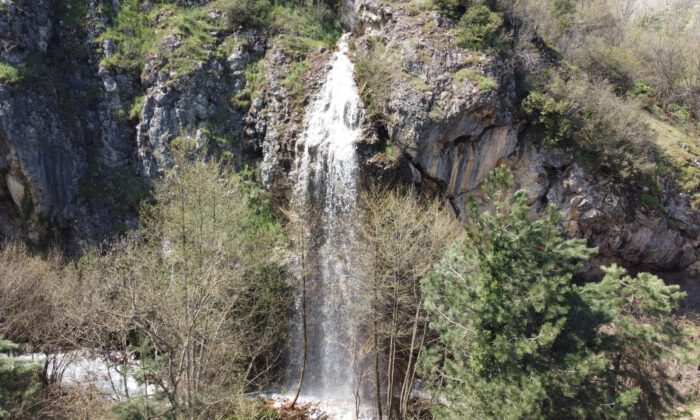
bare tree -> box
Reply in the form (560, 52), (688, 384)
(357, 187), (461, 419)
(66, 154), (292, 418)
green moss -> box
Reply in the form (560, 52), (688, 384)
(453, 67), (498, 92)
(378, 142), (401, 162)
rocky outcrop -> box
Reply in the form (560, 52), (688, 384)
(350, 1), (519, 194)
(136, 30), (266, 177)
(0, 1), (262, 246)
(512, 143), (700, 272)
(0, 0), (83, 242)
(347, 0), (699, 274)
(255, 45), (334, 199)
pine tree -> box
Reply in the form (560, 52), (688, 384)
(419, 168), (687, 419)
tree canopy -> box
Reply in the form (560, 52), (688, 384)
(420, 168), (687, 419)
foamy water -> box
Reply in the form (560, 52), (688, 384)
(289, 33), (370, 417)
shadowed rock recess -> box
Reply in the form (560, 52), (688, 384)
(0, 0), (698, 270)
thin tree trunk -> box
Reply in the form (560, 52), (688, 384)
(373, 267), (383, 419)
(399, 295), (423, 418)
(385, 295), (399, 418)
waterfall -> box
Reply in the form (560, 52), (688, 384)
(289, 33), (367, 416)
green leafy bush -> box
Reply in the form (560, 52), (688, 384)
(522, 90), (572, 146)
(432, 0), (469, 18)
(224, 0), (272, 30)
(455, 4), (503, 50)
(355, 37), (397, 120)
(523, 76), (656, 183)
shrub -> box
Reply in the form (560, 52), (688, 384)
(0, 337), (45, 419)
(524, 76), (656, 183)
(224, 0), (271, 31)
(0, 242), (67, 347)
(98, 0), (153, 72)
(355, 37), (397, 120)
(72, 155), (291, 417)
(0, 61), (21, 83)
(453, 67), (499, 92)
(433, 0), (469, 18)
(455, 4), (503, 50)
(522, 90), (572, 146)
(269, 2), (342, 54)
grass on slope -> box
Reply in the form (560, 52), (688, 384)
(645, 113), (700, 196)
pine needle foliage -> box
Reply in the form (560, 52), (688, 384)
(419, 167), (687, 419)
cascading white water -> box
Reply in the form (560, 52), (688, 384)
(289, 33), (368, 417)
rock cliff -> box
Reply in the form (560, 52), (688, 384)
(344, 0), (699, 274)
(0, 0), (697, 276)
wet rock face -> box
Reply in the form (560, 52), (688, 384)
(0, 84), (84, 241)
(349, 1), (698, 273)
(0, 0), (85, 243)
(255, 44), (334, 201)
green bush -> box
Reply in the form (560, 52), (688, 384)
(0, 337), (45, 418)
(224, 0), (272, 31)
(0, 61), (21, 83)
(523, 76), (656, 184)
(455, 4), (503, 50)
(355, 37), (397, 120)
(522, 91), (572, 146)
(433, 0), (469, 18)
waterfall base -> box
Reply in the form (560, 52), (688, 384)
(260, 392), (376, 420)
